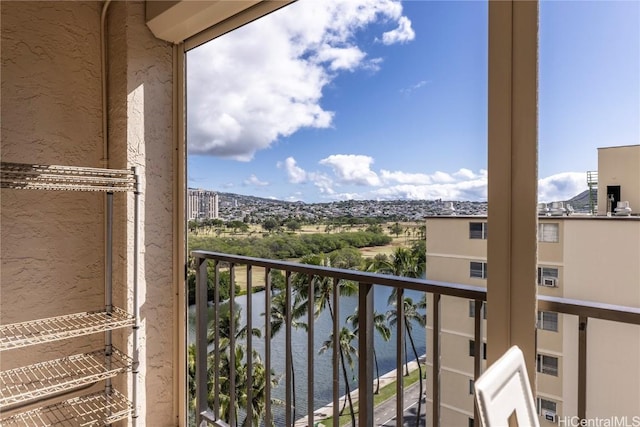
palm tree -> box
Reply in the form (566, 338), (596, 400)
(346, 308), (391, 394)
(187, 344), (197, 413)
(208, 300), (261, 345)
(377, 247), (424, 281)
(189, 300), (280, 427)
(374, 247), (425, 309)
(187, 343), (279, 427)
(319, 326), (358, 427)
(215, 343), (280, 427)
(293, 254), (358, 320)
(265, 291), (307, 422)
(387, 296), (427, 427)
(293, 255), (358, 426)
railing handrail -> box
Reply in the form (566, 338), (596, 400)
(538, 295), (640, 325)
(191, 250), (487, 300)
(192, 250), (640, 326)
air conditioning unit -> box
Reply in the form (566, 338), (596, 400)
(549, 201), (566, 216)
(537, 203), (549, 216)
(615, 201), (632, 216)
(542, 409), (558, 423)
(542, 277), (557, 287)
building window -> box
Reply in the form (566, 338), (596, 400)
(468, 418), (475, 427)
(538, 223), (559, 242)
(537, 266), (559, 287)
(470, 261), (488, 279)
(469, 379), (474, 395)
(537, 398), (558, 421)
(538, 311), (558, 332)
(469, 340), (487, 360)
(469, 222), (488, 239)
(468, 301), (487, 319)
(537, 354), (558, 376)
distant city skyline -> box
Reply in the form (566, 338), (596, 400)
(187, 0), (639, 203)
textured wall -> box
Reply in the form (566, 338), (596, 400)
(1, 1), (176, 425)
(107, 2), (176, 425)
(1, 1), (105, 368)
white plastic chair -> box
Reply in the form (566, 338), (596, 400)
(474, 345), (540, 427)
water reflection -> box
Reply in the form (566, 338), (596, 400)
(188, 284), (427, 422)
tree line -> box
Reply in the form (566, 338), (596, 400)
(188, 228), (392, 260)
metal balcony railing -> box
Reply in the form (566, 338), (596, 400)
(191, 251), (640, 427)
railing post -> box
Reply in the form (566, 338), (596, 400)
(264, 268), (273, 427)
(358, 283), (374, 427)
(432, 293), (441, 427)
(246, 265), (254, 427)
(396, 288), (405, 427)
(332, 277), (340, 425)
(213, 262), (221, 417)
(578, 316), (588, 421)
(285, 271), (292, 427)
(307, 273), (315, 427)
(195, 256), (209, 425)
(229, 264), (236, 427)
(473, 299), (484, 426)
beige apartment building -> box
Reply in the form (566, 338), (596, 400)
(424, 145), (640, 426)
(187, 188), (219, 220)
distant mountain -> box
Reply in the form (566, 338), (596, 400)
(217, 192), (296, 207)
(565, 189), (596, 212)
(214, 191), (487, 221)
(216, 189), (596, 218)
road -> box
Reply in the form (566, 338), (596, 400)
(375, 380), (427, 427)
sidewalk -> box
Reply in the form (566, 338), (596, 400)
(295, 355), (426, 427)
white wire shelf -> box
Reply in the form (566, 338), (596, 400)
(0, 348), (131, 407)
(0, 389), (132, 426)
(0, 307), (134, 351)
(0, 162), (136, 192)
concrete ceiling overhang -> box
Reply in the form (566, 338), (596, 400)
(146, 0), (294, 49)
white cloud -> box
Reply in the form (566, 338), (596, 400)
(278, 157), (307, 184)
(309, 172), (336, 194)
(380, 168), (474, 185)
(243, 174), (269, 187)
(314, 45), (367, 71)
(400, 80), (428, 95)
(453, 168), (479, 180)
(381, 16), (415, 45)
(323, 192), (366, 201)
(259, 159), (585, 202)
(319, 154), (381, 186)
(372, 176), (488, 201)
(187, 0), (414, 160)
(538, 172), (586, 203)
(369, 170), (584, 203)
(430, 171), (456, 184)
(380, 170), (432, 185)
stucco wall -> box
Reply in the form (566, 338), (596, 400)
(1, 1), (176, 425)
(1, 0), (105, 369)
(107, 2), (176, 425)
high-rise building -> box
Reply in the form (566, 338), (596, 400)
(187, 188), (219, 220)
(424, 145), (640, 426)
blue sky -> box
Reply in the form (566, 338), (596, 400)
(187, 0), (639, 203)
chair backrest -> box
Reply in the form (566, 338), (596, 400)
(474, 345), (540, 427)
